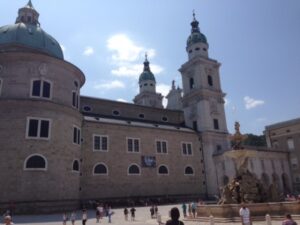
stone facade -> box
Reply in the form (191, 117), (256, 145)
(265, 118), (300, 192)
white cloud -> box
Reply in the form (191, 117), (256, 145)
(111, 64), (163, 78)
(157, 83), (171, 108)
(94, 80), (125, 90)
(83, 46), (94, 56)
(107, 34), (163, 78)
(107, 34), (142, 62)
(224, 98), (229, 106)
(117, 98), (128, 103)
(244, 96), (265, 110)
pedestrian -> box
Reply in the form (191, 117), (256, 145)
(3, 215), (13, 225)
(96, 203), (101, 223)
(63, 212), (68, 225)
(165, 207), (184, 225)
(239, 203), (251, 225)
(191, 202), (197, 218)
(130, 207), (136, 221)
(82, 209), (88, 225)
(182, 203), (187, 218)
(150, 205), (155, 218)
(124, 207), (129, 221)
(70, 211), (76, 225)
(188, 203), (192, 217)
(107, 206), (114, 223)
(154, 205), (158, 218)
(282, 214), (298, 225)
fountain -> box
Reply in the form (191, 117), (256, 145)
(195, 122), (300, 222)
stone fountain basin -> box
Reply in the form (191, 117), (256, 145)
(197, 201), (300, 219)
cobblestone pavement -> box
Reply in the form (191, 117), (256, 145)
(11, 204), (300, 225)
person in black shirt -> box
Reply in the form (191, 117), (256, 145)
(166, 207), (184, 225)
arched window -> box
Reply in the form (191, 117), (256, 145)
(73, 160), (79, 172)
(24, 154), (47, 170)
(158, 165), (169, 175)
(93, 163), (108, 175)
(189, 78), (195, 89)
(128, 164), (140, 175)
(184, 166), (194, 175)
(208, 75), (213, 86)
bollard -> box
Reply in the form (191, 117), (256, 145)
(266, 214), (272, 225)
(209, 215), (215, 225)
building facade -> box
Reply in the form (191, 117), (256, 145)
(0, 1), (296, 213)
(265, 118), (300, 192)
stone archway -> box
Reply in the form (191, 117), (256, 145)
(282, 173), (291, 194)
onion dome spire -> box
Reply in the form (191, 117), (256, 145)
(139, 53), (156, 83)
(191, 10), (200, 33)
(15, 0), (40, 26)
(186, 10), (208, 47)
(143, 53), (151, 72)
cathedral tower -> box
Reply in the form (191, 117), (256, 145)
(133, 55), (163, 108)
(179, 12), (230, 196)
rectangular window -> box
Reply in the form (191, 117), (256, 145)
(73, 126), (81, 145)
(31, 80), (51, 99)
(193, 121), (198, 131)
(93, 135), (108, 151)
(287, 138), (295, 150)
(182, 142), (193, 155)
(26, 117), (51, 139)
(72, 91), (79, 109)
(0, 79), (3, 96)
(127, 138), (140, 153)
(213, 119), (219, 130)
(156, 140), (168, 154)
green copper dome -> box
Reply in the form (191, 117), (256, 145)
(138, 55), (156, 83)
(186, 12), (208, 48)
(0, 1), (63, 59)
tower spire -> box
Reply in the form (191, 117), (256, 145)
(191, 10), (200, 33)
(16, 0), (40, 26)
(143, 52), (151, 72)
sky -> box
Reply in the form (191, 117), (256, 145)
(1, 0), (300, 135)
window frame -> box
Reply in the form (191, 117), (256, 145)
(181, 142), (193, 156)
(287, 138), (295, 150)
(127, 163), (141, 176)
(23, 154), (48, 171)
(26, 117), (52, 140)
(155, 139), (168, 154)
(126, 137), (140, 153)
(184, 165), (195, 176)
(73, 125), (81, 145)
(30, 78), (53, 100)
(213, 119), (219, 130)
(71, 90), (80, 109)
(157, 164), (169, 176)
(72, 159), (80, 173)
(93, 134), (109, 152)
(93, 162), (108, 176)
(0, 78), (3, 96)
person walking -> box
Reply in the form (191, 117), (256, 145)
(165, 207), (184, 225)
(82, 209), (88, 225)
(191, 202), (197, 218)
(154, 205), (158, 218)
(150, 205), (155, 219)
(182, 203), (187, 218)
(130, 207), (136, 221)
(96, 204), (101, 223)
(70, 211), (76, 225)
(63, 212), (68, 225)
(107, 206), (114, 223)
(124, 207), (129, 221)
(239, 203), (251, 225)
(188, 203), (192, 217)
(282, 214), (298, 225)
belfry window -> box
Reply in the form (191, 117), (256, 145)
(189, 78), (195, 89)
(213, 119), (219, 130)
(31, 80), (51, 99)
(208, 75), (213, 86)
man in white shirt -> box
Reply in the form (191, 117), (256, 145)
(3, 216), (14, 225)
(239, 203), (251, 225)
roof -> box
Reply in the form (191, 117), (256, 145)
(265, 117), (300, 130)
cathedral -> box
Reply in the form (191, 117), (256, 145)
(0, 1), (295, 213)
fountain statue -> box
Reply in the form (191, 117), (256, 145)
(218, 122), (280, 204)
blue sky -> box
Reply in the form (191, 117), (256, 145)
(2, 0), (300, 135)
